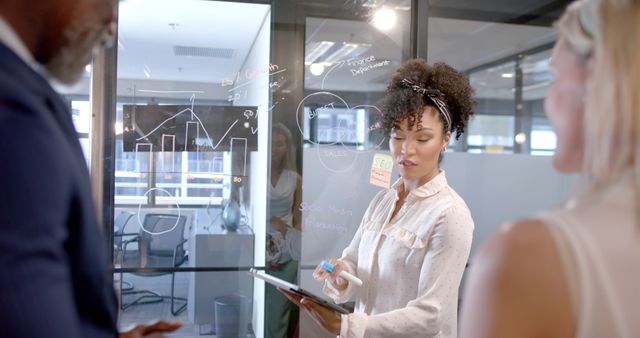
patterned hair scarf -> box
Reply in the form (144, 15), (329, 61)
(401, 78), (452, 131)
(579, 0), (599, 38)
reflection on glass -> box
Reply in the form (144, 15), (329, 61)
(427, 17), (555, 72)
(428, 12), (558, 155)
(304, 14), (408, 92)
(303, 107), (367, 146)
(299, 1), (412, 336)
(113, 0), (271, 335)
(266, 123), (302, 338)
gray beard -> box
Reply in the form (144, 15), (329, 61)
(44, 21), (112, 85)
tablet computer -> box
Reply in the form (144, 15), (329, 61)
(249, 268), (350, 314)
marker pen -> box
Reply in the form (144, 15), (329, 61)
(321, 260), (363, 286)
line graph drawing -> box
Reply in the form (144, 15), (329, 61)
(134, 107), (219, 147)
(124, 105), (257, 153)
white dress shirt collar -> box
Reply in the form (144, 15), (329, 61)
(0, 15), (35, 66)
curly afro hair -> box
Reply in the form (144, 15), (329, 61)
(378, 59), (475, 140)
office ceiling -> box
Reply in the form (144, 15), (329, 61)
(117, 0), (270, 84)
(62, 0), (565, 101)
(303, 15), (556, 97)
(428, 0), (571, 25)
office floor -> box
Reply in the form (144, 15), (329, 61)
(115, 273), (254, 337)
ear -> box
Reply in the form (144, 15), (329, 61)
(443, 130), (451, 148)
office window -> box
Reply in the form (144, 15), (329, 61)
(70, 100), (92, 165)
(428, 3), (560, 155)
(303, 106), (368, 146)
(523, 48), (555, 155)
(467, 61), (517, 153)
(531, 116), (557, 155)
(467, 115), (516, 153)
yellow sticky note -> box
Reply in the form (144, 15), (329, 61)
(370, 153), (393, 188)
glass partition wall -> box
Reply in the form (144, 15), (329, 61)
(112, 1), (271, 336)
(76, 1), (571, 337)
(427, 0), (564, 154)
(293, 2), (413, 337)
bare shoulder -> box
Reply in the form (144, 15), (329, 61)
(478, 219), (556, 266)
(460, 219), (574, 338)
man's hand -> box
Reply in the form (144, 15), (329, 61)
(119, 320), (182, 338)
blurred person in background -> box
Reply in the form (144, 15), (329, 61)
(461, 0), (640, 337)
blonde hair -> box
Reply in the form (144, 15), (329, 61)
(557, 0), (640, 197)
(583, 0), (640, 193)
(272, 122), (295, 171)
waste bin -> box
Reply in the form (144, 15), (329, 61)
(214, 295), (250, 337)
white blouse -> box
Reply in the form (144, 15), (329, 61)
(323, 170), (474, 338)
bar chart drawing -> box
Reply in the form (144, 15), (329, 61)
(123, 104), (258, 174)
(230, 137), (248, 176)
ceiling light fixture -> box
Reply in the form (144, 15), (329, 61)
(305, 41), (335, 65)
(501, 73), (514, 78)
(309, 63), (325, 76)
(372, 7), (397, 31)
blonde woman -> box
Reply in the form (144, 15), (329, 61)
(266, 122), (302, 338)
(460, 0), (640, 337)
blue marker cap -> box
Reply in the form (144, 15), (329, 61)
(319, 260), (363, 286)
(320, 260), (335, 273)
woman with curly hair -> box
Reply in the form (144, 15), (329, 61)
(281, 59), (475, 338)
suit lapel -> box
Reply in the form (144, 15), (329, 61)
(0, 43), (90, 169)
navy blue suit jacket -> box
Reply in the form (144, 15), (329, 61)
(0, 43), (117, 337)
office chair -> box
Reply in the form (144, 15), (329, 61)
(113, 211), (135, 291)
(121, 213), (188, 315)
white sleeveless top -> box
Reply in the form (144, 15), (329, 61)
(540, 171), (640, 338)
(267, 169), (301, 264)
(269, 169), (297, 227)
